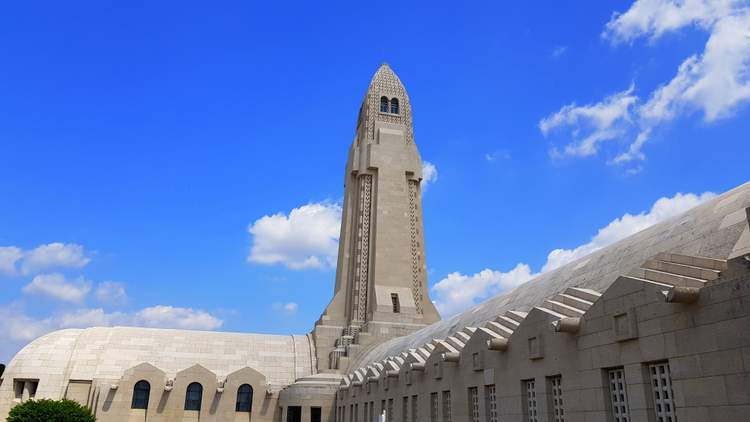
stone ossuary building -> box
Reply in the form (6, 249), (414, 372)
(1, 65), (750, 422)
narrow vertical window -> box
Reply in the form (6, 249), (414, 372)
(236, 383), (253, 412)
(485, 384), (498, 422)
(648, 362), (676, 422)
(391, 293), (401, 313)
(131, 380), (150, 409)
(380, 96), (389, 113)
(412, 395), (418, 422)
(184, 382), (203, 411)
(468, 387), (480, 422)
(548, 376), (564, 422)
(608, 368), (630, 422)
(388, 398), (394, 421)
(430, 392), (439, 422)
(403, 396), (409, 422)
(523, 379), (538, 422)
(442, 390), (452, 422)
(390, 97), (400, 114)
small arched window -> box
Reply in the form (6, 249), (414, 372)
(235, 384), (253, 412)
(184, 382), (203, 411)
(131, 380), (150, 409)
(380, 96), (389, 113)
(390, 98), (399, 114)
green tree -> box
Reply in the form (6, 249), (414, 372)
(7, 399), (95, 422)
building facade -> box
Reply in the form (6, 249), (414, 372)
(1, 65), (750, 422)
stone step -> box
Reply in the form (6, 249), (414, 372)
(494, 315), (520, 331)
(416, 347), (430, 360)
(485, 321), (514, 337)
(535, 306), (566, 319)
(454, 331), (471, 343)
(445, 336), (465, 350)
(565, 287), (601, 303)
(622, 275), (676, 289)
(655, 252), (728, 271)
(556, 293), (594, 310)
(636, 268), (708, 288)
(461, 327), (477, 336)
(505, 310), (528, 323)
(644, 259), (721, 280)
(543, 299), (586, 317)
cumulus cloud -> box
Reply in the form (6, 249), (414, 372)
(541, 0), (750, 165)
(272, 302), (299, 315)
(94, 281), (128, 306)
(22, 273), (92, 303)
(432, 264), (535, 316)
(421, 161), (438, 192)
(248, 202), (342, 270)
(541, 86), (638, 158)
(432, 190), (715, 316)
(0, 243), (91, 276)
(0, 246), (23, 275)
(0, 303), (224, 361)
(21, 242), (91, 274)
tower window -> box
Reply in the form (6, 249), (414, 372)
(380, 96), (389, 113)
(184, 382), (203, 411)
(131, 380), (150, 409)
(236, 383), (253, 412)
(390, 98), (400, 114)
(391, 293), (400, 313)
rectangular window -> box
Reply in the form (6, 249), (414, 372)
(403, 396), (409, 422)
(547, 375), (564, 422)
(468, 387), (480, 422)
(388, 398), (394, 422)
(442, 391), (452, 422)
(349, 404), (353, 422)
(391, 293), (401, 313)
(354, 403), (359, 422)
(608, 368), (630, 422)
(523, 379), (538, 422)
(311, 407), (322, 422)
(363, 402), (368, 422)
(430, 392), (439, 422)
(648, 362), (676, 422)
(485, 384), (498, 422)
(411, 395), (418, 422)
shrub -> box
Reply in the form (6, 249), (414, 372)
(7, 399), (95, 422)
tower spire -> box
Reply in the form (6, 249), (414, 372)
(312, 65), (440, 373)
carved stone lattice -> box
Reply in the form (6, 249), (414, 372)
(365, 67), (414, 145)
(353, 174), (373, 322)
(408, 179), (423, 314)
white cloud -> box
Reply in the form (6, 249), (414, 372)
(543, 0), (750, 165)
(540, 86), (638, 158)
(94, 281), (128, 306)
(0, 246), (23, 275)
(272, 302), (299, 315)
(22, 273), (92, 303)
(0, 304), (224, 361)
(248, 202), (342, 270)
(421, 161), (438, 191)
(432, 264), (535, 316)
(20, 242), (91, 275)
(484, 151), (511, 162)
(551, 45), (569, 58)
(432, 190), (715, 316)
(131, 306), (223, 330)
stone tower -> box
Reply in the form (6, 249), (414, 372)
(312, 64), (440, 373)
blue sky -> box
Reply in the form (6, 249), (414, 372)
(1, 1), (749, 362)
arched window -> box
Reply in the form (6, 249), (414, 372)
(235, 384), (253, 412)
(131, 380), (150, 409)
(380, 96), (389, 113)
(184, 382), (203, 411)
(390, 98), (399, 114)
